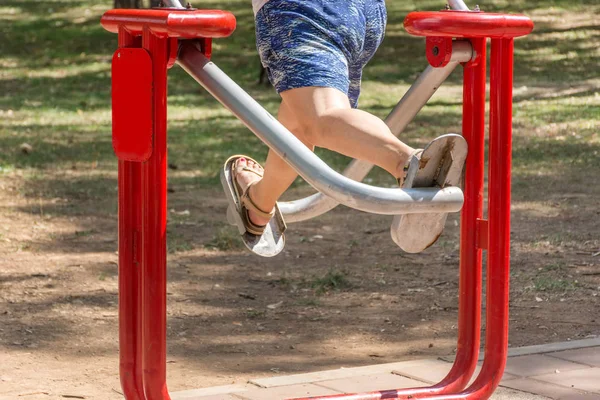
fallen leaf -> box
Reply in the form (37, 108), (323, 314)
(267, 301), (283, 309)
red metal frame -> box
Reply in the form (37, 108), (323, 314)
(101, 9), (236, 38)
(102, 8), (532, 400)
(103, 9), (236, 400)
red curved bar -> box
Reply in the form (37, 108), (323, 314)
(404, 11), (533, 39)
(101, 9), (236, 38)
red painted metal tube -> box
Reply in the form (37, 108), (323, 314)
(141, 29), (171, 400)
(117, 28), (146, 400)
(118, 162), (145, 400)
(459, 38), (515, 399)
(433, 36), (486, 393)
(398, 37), (516, 400)
(286, 39), (488, 400)
(101, 9), (236, 38)
(405, 11), (533, 39)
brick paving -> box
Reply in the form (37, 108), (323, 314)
(171, 338), (600, 400)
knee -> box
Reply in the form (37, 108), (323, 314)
(281, 107), (343, 148)
(298, 109), (343, 147)
(295, 117), (319, 147)
(281, 116), (315, 149)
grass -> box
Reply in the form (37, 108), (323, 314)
(245, 309), (266, 319)
(205, 227), (244, 251)
(533, 277), (577, 292)
(311, 270), (351, 295)
(0, 0), (599, 245)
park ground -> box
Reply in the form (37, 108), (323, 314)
(0, 0), (599, 398)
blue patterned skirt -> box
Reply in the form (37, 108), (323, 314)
(255, 0), (387, 108)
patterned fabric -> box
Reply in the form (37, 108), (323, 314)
(255, 0), (387, 108)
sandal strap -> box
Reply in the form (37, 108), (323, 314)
(241, 182), (275, 220)
(402, 149), (423, 172)
(399, 149), (423, 187)
(240, 166), (264, 178)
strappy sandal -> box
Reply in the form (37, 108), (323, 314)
(231, 158), (274, 236)
(220, 155), (287, 257)
(391, 134), (468, 253)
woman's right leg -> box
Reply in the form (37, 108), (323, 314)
(281, 86), (415, 179)
(234, 100), (314, 227)
(236, 85), (417, 228)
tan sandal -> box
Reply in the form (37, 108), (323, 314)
(391, 134), (468, 253)
(220, 155), (287, 257)
(231, 156), (274, 236)
(397, 148), (423, 188)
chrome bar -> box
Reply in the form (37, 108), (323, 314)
(163, 0), (184, 8)
(449, 0), (471, 11)
(279, 41), (473, 222)
(177, 42), (464, 215)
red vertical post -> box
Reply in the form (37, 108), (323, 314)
(437, 37), (486, 392)
(117, 27), (146, 400)
(464, 37), (515, 399)
(141, 27), (171, 400)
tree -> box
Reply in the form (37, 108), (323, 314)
(113, 0), (141, 8)
(113, 0), (163, 9)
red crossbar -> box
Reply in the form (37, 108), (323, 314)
(404, 11), (533, 39)
(101, 9), (236, 38)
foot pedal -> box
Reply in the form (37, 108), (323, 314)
(391, 133), (468, 253)
(221, 158), (286, 257)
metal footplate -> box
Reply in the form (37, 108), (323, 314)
(391, 133), (468, 253)
(220, 160), (286, 257)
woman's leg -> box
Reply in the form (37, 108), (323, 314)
(281, 86), (414, 178)
(235, 85), (415, 227)
(234, 101), (314, 226)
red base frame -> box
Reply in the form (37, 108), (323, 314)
(102, 8), (533, 400)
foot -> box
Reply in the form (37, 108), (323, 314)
(395, 148), (423, 187)
(234, 158), (272, 227)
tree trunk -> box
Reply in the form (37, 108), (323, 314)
(113, 0), (142, 8)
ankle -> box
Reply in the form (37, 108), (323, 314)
(248, 182), (276, 215)
(394, 149), (414, 180)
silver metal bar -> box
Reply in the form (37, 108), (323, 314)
(449, 0), (471, 11)
(279, 41), (473, 222)
(163, 0), (185, 8)
(177, 42), (464, 216)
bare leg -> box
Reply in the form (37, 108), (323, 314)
(234, 101), (314, 226)
(281, 87), (415, 177)
(235, 86), (416, 227)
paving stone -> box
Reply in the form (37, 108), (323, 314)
(235, 383), (340, 400)
(472, 364), (519, 384)
(315, 372), (426, 393)
(533, 368), (600, 394)
(547, 347), (600, 367)
(490, 386), (551, 399)
(169, 341), (600, 400)
(441, 339), (600, 363)
(250, 361), (433, 388)
(558, 392), (600, 400)
(501, 378), (600, 400)
(191, 395), (245, 400)
(392, 358), (517, 385)
(558, 393), (600, 400)
(171, 384), (251, 399)
(391, 358), (457, 384)
(505, 339), (600, 358)
(504, 354), (588, 377)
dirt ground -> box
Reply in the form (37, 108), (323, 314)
(1, 164), (599, 399)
